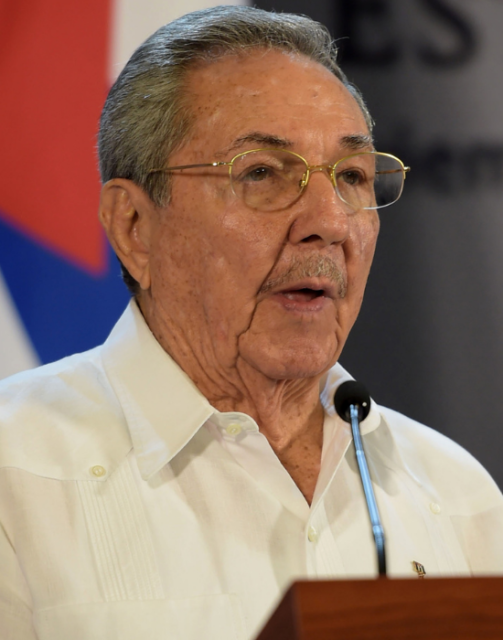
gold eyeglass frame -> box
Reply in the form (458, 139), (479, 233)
(148, 149), (411, 211)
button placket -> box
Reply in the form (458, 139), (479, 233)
(304, 502), (347, 578)
(305, 519), (321, 576)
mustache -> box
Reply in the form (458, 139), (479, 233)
(259, 255), (347, 298)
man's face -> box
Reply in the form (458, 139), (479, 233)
(143, 49), (380, 382)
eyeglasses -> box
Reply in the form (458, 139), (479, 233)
(148, 149), (410, 212)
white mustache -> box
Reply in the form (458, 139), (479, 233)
(259, 255), (347, 298)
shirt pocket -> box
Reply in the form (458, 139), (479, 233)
(34, 594), (246, 640)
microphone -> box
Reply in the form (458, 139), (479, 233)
(334, 380), (387, 577)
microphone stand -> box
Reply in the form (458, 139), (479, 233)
(349, 403), (387, 577)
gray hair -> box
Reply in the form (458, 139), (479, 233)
(98, 5), (372, 293)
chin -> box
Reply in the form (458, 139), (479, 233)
(241, 339), (338, 381)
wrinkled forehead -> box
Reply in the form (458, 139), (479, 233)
(179, 49), (371, 159)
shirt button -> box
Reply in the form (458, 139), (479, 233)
(90, 465), (107, 478)
(225, 423), (242, 436)
(307, 526), (318, 543)
(429, 502), (441, 514)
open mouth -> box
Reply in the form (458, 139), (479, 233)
(280, 288), (325, 302)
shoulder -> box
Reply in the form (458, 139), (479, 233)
(0, 348), (131, 480)
(376, 405), (503, 510)
(0, 346), (108, 407)
(378, 405), (476, 464)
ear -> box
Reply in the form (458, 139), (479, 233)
(99, 179), (155, 291)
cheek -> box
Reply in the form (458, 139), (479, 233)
(212, 209), (286, 282)
(147, 202), (212, 313)
(168, 178), (285, 280)
(151, 196), (289, 337)
(342, 213), (379, 318)
(348, 212), (380, 278)
(207, 215), (293, 344)
(363, 211), (380, 254)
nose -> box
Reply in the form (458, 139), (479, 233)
(288, 170), (351, 247)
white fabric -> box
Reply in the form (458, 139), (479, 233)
(1, 301), (503, 640)
(0, 269), (39, 380)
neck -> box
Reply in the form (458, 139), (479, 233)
(208, 368), (326, 506)
(139, 295), (327, 503)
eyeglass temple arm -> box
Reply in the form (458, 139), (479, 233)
(376, 166), (411, 177)
(148, 161), (229, 174)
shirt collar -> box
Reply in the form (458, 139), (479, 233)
(101, 301), (382, 480)
(101, 302), (214, 480)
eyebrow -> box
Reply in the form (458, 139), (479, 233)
(340, 134), (374, 151)
(220, 131), (374, 157)
(224, 132), (294, 154)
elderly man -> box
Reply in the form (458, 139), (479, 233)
(1, 5), (503, 640)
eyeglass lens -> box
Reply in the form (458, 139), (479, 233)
(229, 150), (404, 212)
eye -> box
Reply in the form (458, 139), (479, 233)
(338, 168), (367, 186)
(242, 165), (275, 182)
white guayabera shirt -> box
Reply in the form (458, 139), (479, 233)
(1, 302), (503, 640)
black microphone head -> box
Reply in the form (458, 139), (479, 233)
(334, 380), (371, 422)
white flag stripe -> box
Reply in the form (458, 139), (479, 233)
(0, 270), (39, 380)
(109, 0), (249, 83)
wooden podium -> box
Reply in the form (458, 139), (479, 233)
(256, 577), (503, 639)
